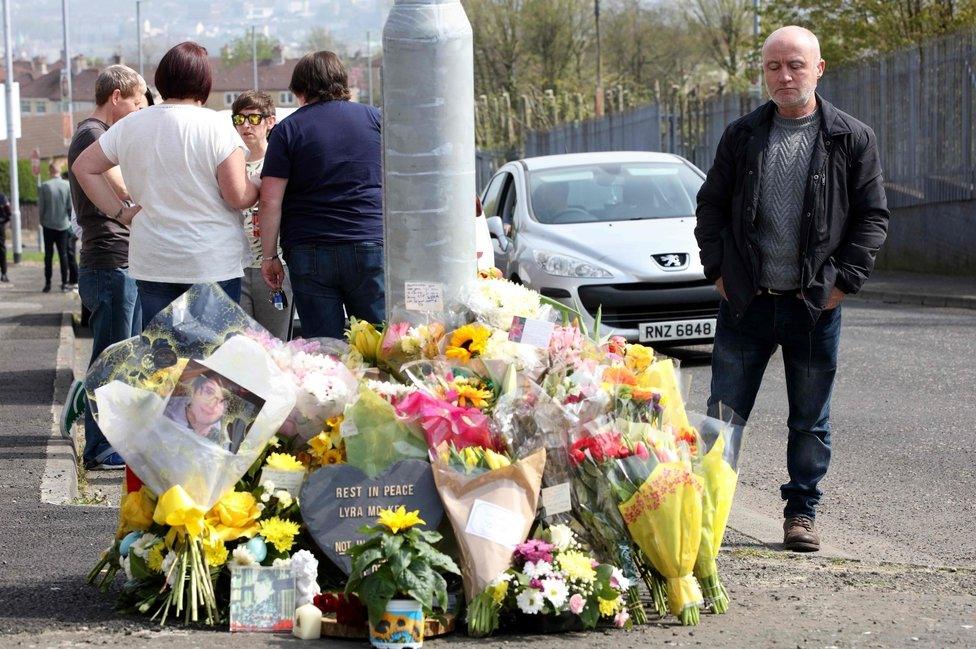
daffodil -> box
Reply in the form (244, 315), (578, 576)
(376, 506), (425, 534)
(257, 517), (301, 553)
(445, 324), (491, 362)
(264, 452), (305, 473)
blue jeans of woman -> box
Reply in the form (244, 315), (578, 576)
(78, 267), (141, 466)
(136, 278), (241, 330)
(707, 294), (842, 520)
(285, 242), (385, 339)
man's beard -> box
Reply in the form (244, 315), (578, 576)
(770, 86), (815, 109)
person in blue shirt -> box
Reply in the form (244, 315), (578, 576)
(257, 50), (384, 338)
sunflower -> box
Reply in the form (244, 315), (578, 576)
(453, 380), (493, 410)
(445, 324), (491, 362)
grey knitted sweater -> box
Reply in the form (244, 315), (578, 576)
(757, 110), (821, 290)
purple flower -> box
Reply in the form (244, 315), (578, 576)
(514, 539), (555, 564)
(529, 578), (543, 590)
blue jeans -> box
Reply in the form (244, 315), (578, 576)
(707, 294), (842, 519)
(136, 278), (241, 330)
(78, 267), (141, 465)
(285, 242), (385, 339)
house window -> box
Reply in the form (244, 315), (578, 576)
(35, 101), (47, 114)
(278, 91), (294, 105)
(19, 100), (30, 114)
(224, 92), (241, 107)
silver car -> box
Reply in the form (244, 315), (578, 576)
(481, 151), (719, 346)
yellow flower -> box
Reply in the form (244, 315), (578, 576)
(557, 550), (597, 583)
(147, 543), (166, 573)
(257, 517), (301, 553)
(203, 538), (229, 568)
(205, 491), (261, 542)
(116, 486), (156, 538)
(490, 580), (509, 604)
(347, 318), (382, 363)
(264, 452), (305, 473)
(598, 596), (623, 617)
(445, 324), (491, 362)
(323, 448), (345, 465)
(461, 446), (482, 469)
(153, 485), (206, 538)
(418, 323), (446, 358)
(624, 344), (654, 374)
(454, 382), (493, 410)
(483, 448), (511, 471)
(376, 506), (425, 534)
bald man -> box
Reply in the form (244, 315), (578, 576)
(695, 26), (889, 552)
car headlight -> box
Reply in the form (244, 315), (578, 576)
(533, 250), (613, 278)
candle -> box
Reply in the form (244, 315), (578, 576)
(292, 603), (322, 640)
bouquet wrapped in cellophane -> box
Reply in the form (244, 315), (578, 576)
(690, 406), (745, 614)
(85, 284), (297, 624)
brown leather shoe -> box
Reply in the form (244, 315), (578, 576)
(783, 515), (820, 552)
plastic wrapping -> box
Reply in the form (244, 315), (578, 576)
(86, 283), (296, 510)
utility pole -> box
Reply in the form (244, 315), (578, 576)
(366, 30), (373, 106)
(251, 26), (258, 90)
(594, 0), (603, 117)
(61, 0), (73, 144)
(136, 0), (143, 78)
(3, 0), (21, 262)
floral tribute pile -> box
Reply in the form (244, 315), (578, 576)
(85, 276), (744, 636)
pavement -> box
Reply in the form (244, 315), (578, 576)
(1, 260), (974, 648)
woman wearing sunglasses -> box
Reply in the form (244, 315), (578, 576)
(72, 41), (257, 328)
(231, 91), (294, 341)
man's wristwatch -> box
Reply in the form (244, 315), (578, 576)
(262, 254), (279, 262)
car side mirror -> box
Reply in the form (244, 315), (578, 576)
(486, 216), (509, 250)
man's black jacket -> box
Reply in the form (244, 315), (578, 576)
(694, 94), (889, 324)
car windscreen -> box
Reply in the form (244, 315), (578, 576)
(527, 162), (703, 224)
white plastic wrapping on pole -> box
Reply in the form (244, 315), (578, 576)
(382, 0), (476, 319)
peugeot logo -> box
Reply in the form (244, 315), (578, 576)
(652, 253), (689, 270)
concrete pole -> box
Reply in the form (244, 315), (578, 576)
(382, 0), (475, 319)
(3, 0), (21, 262)
(136, 0), (143, 78)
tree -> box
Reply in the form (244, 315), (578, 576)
(301, 27), (344, 56)
(220, 32), (282, 66)
(685, 0), (757, 89)
(464, 0), (526, 98)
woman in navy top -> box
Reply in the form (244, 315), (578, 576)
(258, 50), (384, 338)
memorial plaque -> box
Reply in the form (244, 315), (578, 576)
(300, 459), (443, 574)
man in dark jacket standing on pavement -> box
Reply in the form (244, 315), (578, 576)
(695, 26), (889, 552)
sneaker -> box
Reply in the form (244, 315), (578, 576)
(86, 452), (126, 471)
(1, 274), (8, 282)
(783, 515), (820, 552)
(61, 283), (72, 292)
(42, 284), (51, 293)
(60, 379), (86, 439)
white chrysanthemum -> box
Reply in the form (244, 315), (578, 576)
(548, 524), (574, 552)
(483, 329), (546, 371)
(465, 278), (550, 331)
(610, 567), (630, 591)
(516, 589), (544, 615)
(365, 379), (416, 401)
(130, 533), (161, 559)
(522, 560), (553, 579)
(160, 552), (177, 585)
(275, 490), (293, 508)
(541, 578), (568, 608)
(231, 546), (256, 567)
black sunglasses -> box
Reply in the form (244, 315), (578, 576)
(232, 113), (267, 126)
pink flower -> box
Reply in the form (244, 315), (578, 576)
(514, 539), (555, 564)
(568, 593), (585, 615)
(381, 322), (411, 354)
(529, 578), (543, 590)
(394, 391), (496, 451)
(613, 610), (630, 628)
(634, 441), (650, 461)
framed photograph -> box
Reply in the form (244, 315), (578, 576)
(229, 565), (296, 633)
(162, 359), (265, 454)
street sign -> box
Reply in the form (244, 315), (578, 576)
(0, 82), (22, 141)
(30, 147), (40, 176)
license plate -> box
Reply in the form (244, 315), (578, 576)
(639, 318), (716, 343)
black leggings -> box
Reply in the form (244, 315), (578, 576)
(0, 221), (7, 275)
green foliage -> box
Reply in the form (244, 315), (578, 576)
(221, 32), (282, 66)
(762, 0), (976, 67)
(0, 159), (50, 204)
(345, 522), (460, 627)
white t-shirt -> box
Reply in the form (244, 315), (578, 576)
(98, 104), (250, 283)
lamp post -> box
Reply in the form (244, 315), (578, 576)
(594, 0), (603, 116)
(3, 0), (20, 262)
